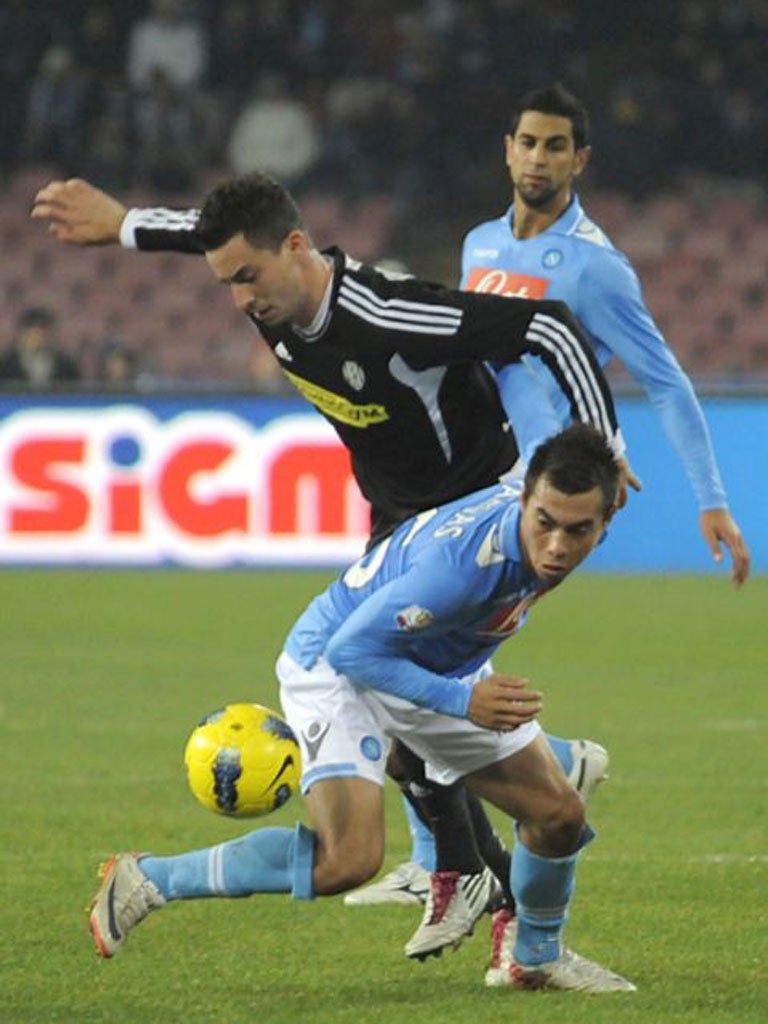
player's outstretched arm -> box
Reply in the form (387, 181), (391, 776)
(30, 178), (126, 245)
(699, 509), (751, 587)
(467, 674), (543, 732)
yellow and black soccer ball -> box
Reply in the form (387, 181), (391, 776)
(184, 703), (301, 817)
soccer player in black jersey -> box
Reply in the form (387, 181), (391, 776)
(32, 171), (631, 967)
(33, 173), (629, 542)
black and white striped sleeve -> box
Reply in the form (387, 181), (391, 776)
(120, 207), (204, 254)
(522, 305), (624, 456)
(337, 274), (464, 336)
(452, 293), (623, 455)
(345, 275), (624, 456)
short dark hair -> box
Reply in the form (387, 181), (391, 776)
(524, 424), (618, 517)
(196, 172), (305, 252)
(510, 83), (590, 150)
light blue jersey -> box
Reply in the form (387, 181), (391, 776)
(461, 196), (727, 509)
(284, 481), (552, 719)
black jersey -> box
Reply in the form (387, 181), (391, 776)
(124, 212), (620, 543)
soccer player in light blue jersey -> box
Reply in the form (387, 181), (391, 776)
(88, 425), (636, 992)
(461, 82), (749, 586)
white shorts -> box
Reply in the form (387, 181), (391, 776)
(277, 651), (540, 793)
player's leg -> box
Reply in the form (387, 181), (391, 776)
(465, 789), (513, 906)
(305, 776), (386, 894)
(391, 741), (486, 876)
(138, 775), (383, 897)
(89, 652), (389, 958)
(389, 742), (497, 959)
(345, 731), (608, 906)
(343, 739), (442, 907)
(376, 682), (634, 991)
(89, 776), (384, 958)
(465, 734), (635, 992)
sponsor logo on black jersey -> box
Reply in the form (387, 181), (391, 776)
(283, 370), (389, 427)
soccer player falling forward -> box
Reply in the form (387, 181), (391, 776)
(89, 424), (636, 993)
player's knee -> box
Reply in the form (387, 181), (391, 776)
(312, 840), (384, 895)
(523, 786), (585, 856)
(550, 789), (586, 852)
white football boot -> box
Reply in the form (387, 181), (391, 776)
(89, 852), (165, 958)
(343, 861), (430, 907)
(405, 867), (494, 960)
(566, 739), (610, 799)
(484, 907), (518, 986)
(509, 947), (637, 993)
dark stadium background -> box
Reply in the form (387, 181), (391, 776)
(2, 0), (767, 385)
(0, 1), (765, 574)
(1, 7), (766, 1022)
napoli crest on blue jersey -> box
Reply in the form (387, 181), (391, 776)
(542, 249), (563, 269)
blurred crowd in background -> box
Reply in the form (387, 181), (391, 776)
(1, 0), (767, 389)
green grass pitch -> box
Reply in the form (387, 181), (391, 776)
(1, 569), (765, 1024)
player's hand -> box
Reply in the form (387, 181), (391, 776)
(699, 508), (750, 587)
(468, 674), (543, 731)
(30, 178), (126, 245)
(614, 457), (642, 510)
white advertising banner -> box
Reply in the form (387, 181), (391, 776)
(0, 397), (370, 566)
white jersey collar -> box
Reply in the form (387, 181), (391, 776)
(293, 256), (335, 340)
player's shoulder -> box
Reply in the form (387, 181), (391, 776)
(564, 202), (627, 261)
(340, 250), (457, 303)
(564, 205), (638, 287)
(424, 481), (522, 554)
(462, 211), (509, 255)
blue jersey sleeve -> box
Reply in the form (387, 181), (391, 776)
(494, 362), (564, 465)
(579, 251), (727, 509)
(325, 562), (486, 718)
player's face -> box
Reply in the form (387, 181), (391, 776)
(519, 475), (607, 584)
(206, 231), (315, 327)
(505, 112), (590, 210)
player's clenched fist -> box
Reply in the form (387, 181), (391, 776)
(30, 178), (126, 245)
(468, 673), (543, 731)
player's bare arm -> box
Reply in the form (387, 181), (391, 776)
(699, 509), (751, 587)
(30, 178), (125, 245)
(468, 674), (543, 731)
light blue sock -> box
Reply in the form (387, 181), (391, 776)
(140, 822), (316, 901)
(510, 825), (595, 967)
(402, 794), (436, 871)
(545, 734), (574, 776)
